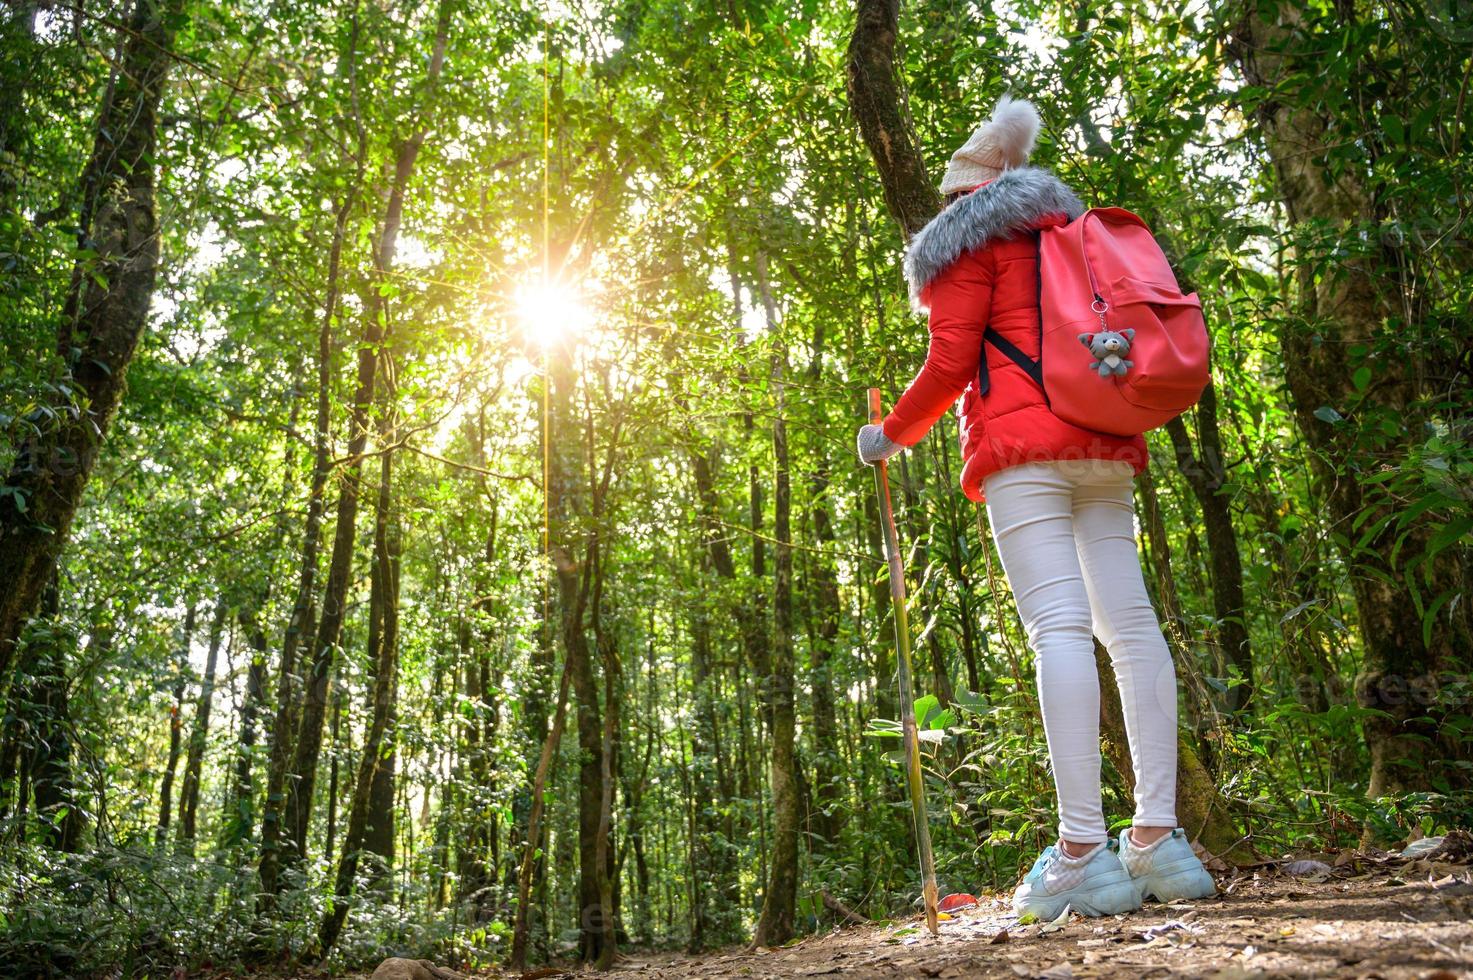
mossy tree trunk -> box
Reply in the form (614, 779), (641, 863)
(0, 0), (184, 676)
(1226, 2), (1473, 797)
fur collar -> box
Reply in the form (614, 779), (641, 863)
(904, 167), (1085, 308)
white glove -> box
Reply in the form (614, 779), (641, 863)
(856, 424), (902, 465)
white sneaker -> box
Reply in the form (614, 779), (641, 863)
(1119, 827), (1217, 902)
(1012, 839), (1142, 920)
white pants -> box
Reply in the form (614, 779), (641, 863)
(983, 459), (1178, 843)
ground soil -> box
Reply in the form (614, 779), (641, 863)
(484, 847), (1473, 979)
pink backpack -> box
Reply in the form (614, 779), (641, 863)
(980, 208), (1210, 436)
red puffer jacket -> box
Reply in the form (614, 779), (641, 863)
(881, 167), (1148, 501)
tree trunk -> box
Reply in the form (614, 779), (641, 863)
(282, 0), (450, 863)
(844, 0), (941, 240)
(804, 311), (843, 852)
(259, 190), (350, 883)
(506, 513), (555, 960)
(686, 612), (724, 951)
(0, 0), (184, 675)
(363, 437), (402, 873)
(1226, 3), (1472, 797)
(1136, 465), (1210, 743)
(456, 440), (500, 917)
(23, 577), (84, 851)
(318, 442), (401, 957)
(259, 8), (368, 898)
(324, 686), (345, 865)
(592, 591), (620, 970)
(687, 454), (750, 949)
(156, 603), (196, 846)
(806, 459), (843, 852)
(752, 249), (799, 949)
(281, 227), (378, 864)
(542, 308), (605, 964)
(226, 608), (270, 850)
(569, 602), (604, 963)
(455, 617), (494, 913)
(179, 601), (228, 846)
(511, 654), (575, 971)
(1165, 391), (1253, 711)
(586, 407), (624, 971)
(691, 447), (771, 708)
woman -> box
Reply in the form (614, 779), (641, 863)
(855, 97), (1216, 919)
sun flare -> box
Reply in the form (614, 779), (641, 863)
(515, 280), (592, 348)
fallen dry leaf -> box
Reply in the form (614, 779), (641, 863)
(939, 892), (980, 912)
(1039, 905), (1072, 935)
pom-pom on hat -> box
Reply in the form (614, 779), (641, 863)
(939, 96), (1041, 195)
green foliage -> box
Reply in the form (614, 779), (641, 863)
(0, 0), (1468, 972)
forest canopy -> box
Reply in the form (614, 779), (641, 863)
(0, 0), (1469, 974)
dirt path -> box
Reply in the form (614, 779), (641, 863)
(510, 848), (1473, 979)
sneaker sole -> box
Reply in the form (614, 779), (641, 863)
(1015, 868), (1143, 920)
(1135, 858), (1217, 903)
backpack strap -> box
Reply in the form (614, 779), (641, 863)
(984, 327), (1044, 389)
(975, 230), (1047, 399)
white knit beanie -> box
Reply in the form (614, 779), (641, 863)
(939, 96), (1042, 195)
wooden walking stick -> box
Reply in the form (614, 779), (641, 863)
(868, 388), (940, 936)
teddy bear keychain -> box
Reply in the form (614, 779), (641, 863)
(1079, 328), (1135, 378)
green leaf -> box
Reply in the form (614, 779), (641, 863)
(865, 717), (903, 739)
(1383, 114), (1404, 145)
(1422, 589), (1456, 649)
(1279, 598), (1322, 624)
(1426, 517), (1473, 562)
(913, 694), (940, 727)
(1313, 405), (1344, 424)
